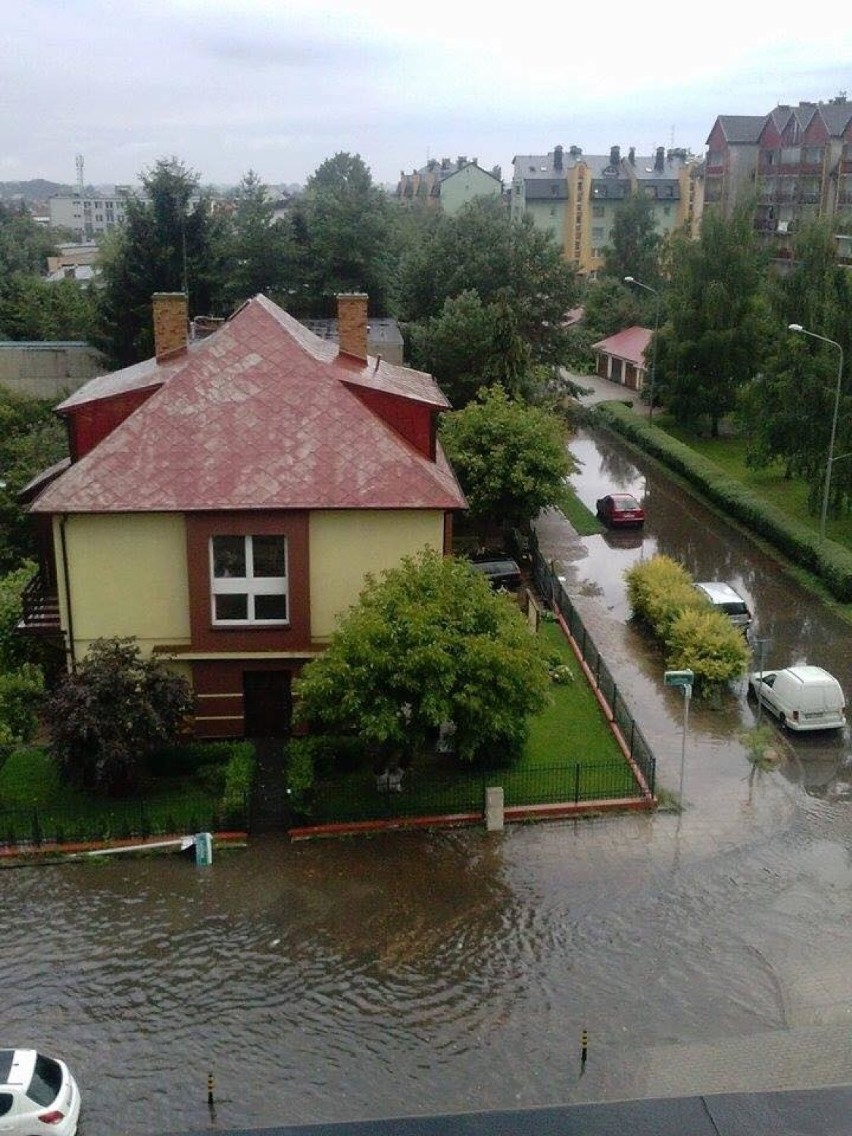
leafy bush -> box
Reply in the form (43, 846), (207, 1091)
(219, 741), (255, 824)
(625, 554), (749, 694)
(149, 740), (237, 778)
(44, 637), (194, 795)
(664, 607), (750, 692)
(594, 402), (852, 601)
(0, 663), (44, 755)
(625, 555), (703, 638)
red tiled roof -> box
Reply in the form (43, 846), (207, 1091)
(591, 326), (652, 367)
(33, 296), (466, 514)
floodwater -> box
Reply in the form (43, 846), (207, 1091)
(3, 427), (852, 1136)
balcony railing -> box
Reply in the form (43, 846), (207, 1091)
(18, 572), (61, 635)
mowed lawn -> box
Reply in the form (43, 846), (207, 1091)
(657, 419), (852, 552)
(0, 745), (223, 845)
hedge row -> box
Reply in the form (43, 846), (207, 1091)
(591, 402), (852, 602)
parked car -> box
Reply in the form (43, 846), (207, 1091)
(0, 1049), (81, 1136)
(694, 581), (753, 633)
(595, 493), (645, 527)
(469, 554), (522, 590)
(748, 665), (846, 731)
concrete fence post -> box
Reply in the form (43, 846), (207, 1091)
(485, 786), (504, 831)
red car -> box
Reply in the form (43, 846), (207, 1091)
(595, 493), (645, 527)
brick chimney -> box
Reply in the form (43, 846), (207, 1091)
(152, 292), (188, 363)
(655, 146), (665, 172)
(336, 293), (368, 361)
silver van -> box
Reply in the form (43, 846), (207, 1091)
(748, 665), (846, 731)
(694, 581), (753, 633)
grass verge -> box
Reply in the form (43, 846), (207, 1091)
(0, 745), (239, 847)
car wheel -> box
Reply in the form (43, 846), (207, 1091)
(779, 712), (787, 730)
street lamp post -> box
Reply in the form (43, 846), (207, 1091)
(625, 276), (660, 421)
(788, 324), (845, 543)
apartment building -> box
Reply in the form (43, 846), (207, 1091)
(48, 191), (132, 239)
(511, 145), (700, 276)
(704, 98), (852, 252)
(396, 157), (503, 214)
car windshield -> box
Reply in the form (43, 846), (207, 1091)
(26, 1055), (62, 1108)
(722, 602), (749, 616)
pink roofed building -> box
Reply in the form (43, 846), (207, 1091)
(20, 292), (466, 739)
(591, 326), (653, 392)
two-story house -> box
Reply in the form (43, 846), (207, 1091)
(20, 292), (466, 739)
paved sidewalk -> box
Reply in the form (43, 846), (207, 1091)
(174, 1083), (852, 1135)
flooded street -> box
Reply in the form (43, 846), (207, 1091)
(3, 426), (852, 1136)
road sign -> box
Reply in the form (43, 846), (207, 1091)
(664, 669), (694, 688)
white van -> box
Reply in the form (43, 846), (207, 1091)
(748, 665), (846, 731)
(694, 581), (753, 633)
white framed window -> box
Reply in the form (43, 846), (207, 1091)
(210, 535), (288, 625)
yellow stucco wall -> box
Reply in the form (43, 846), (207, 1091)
(54, 513), (191, 658)
(309, 510), (445, 641)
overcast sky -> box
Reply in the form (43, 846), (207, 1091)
(5, 0), (850, 190)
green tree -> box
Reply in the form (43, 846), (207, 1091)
(294, 549), (551, 764)
(44, 637), (194, 795)
(657, 204), (771, 436)
(292, 152), (394, 315)
(0, 565), (46, 756)
(0, 390), (69, 573)
(439, 385), (575, 534)
(222, 170), (297, 309)
(738, 215), (852, 516)
(0, 273), (98, 341)
(601, 194), (663, 288)
(581, 276), (646, 339)
(408, 289), (534, 407)
(0, 201), (59, 276)
(395, 197), (577, 367)
(97, 158), (228, 366)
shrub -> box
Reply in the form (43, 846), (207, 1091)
(625, 555), (750, 694)
(625, 555), (703, 638)
(0, 663), (44, 754)
(44, 637), (194, 795)
(219, 741), (255, 824)
(149, 740), (236, 778)
(664, 607), (751, 694)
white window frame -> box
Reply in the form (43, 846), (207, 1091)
(210, 535), (289, 626)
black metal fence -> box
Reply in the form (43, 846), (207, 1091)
(0, 793), (249, 851)
(298, 754), (646, 828)
(530, 534), (656, 797)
